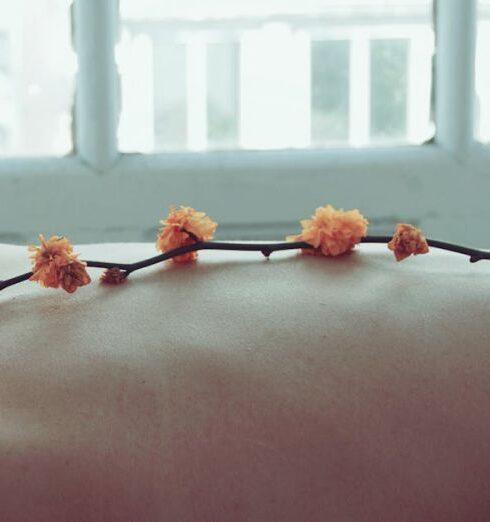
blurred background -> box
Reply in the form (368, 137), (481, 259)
(0, 0), (489, 245)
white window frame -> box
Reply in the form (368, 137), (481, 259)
(0, 0), (489, 245)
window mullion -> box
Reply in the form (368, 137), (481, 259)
(435, 0), (476, 159)
(349, 30), (370, 147)
(73, 0), (119, 172)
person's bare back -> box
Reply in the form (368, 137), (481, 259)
(2, 243), (490, 521)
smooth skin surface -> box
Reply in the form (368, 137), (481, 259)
(1, 243), (490, 521)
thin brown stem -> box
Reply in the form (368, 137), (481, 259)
(1, 237), (489, 293)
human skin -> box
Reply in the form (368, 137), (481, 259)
(1, 243), (490, 521)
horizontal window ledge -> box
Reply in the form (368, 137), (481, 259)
(114, 144), (450, 178)
(1, 144), (489, 248)
(1, 143), (488, 180)
(0, 155), (92, 179)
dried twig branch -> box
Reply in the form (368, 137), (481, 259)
(1, 237), (489, 292)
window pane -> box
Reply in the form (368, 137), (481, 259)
(239, 24), (310, 150)
(0, 0), (75, 157)
(153, 43), (187, 151)
(311, 40), (349, 145)
(370, 39), (408, 141)
(476, 0), (490, 143)
(118, 0), (434, 153)
(207, 42), (239, 149)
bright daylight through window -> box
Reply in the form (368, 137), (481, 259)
(0, 0), (75, 157)
(1, 1), (490, 159)
(117, 0), (434, 153)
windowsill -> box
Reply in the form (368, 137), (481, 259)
(0, 142), (489, 247)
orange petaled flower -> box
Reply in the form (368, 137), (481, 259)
(100, 267), (127, 285)
(58, 260), (92, 294)
(156, 206), (218, 264)
(28, 234), (91, 293)
(287, 204), (369, 257)
(388, 223), (429, 261)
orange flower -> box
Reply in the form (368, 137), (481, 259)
(28, 234), (91, 292)
(287, 204), (368, 257)
(59, 260), (92, 293)
(100, 267), (127, 285)
(388, 224), (429, 261)
(156, 206), (217, 264)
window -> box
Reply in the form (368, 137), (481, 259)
(0, 0), (75, 157)
(118, 0), (434, 152)
(476, 0), (490, 143)
(0, 0), (488, 246)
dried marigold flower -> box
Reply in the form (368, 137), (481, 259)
(388, 223), (429, 261)
(100, 267), (127, 285)
(28, 234), (91, 292)
(156, 206), (217, 264)
(287, 204), (368, 257)
(59, 260), (92, 293)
